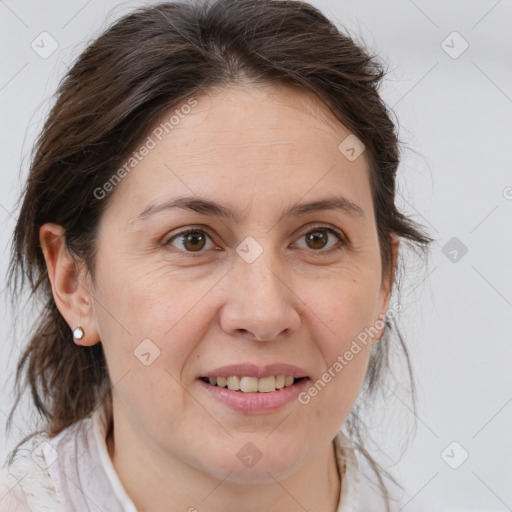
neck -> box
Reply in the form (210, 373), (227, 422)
(106, 419), (341, 512)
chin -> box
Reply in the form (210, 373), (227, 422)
(198, 443), (305, 484)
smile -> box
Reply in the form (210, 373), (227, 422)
(200, 375), (305, 393)
(198, 376), (309, 414)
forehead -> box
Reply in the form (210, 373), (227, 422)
(105, 83), (373, 223)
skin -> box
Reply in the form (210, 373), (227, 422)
(40, 83), (399, 512)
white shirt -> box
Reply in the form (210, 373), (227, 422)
(0, 402), (422, 511)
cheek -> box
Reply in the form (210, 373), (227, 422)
(93, 255), (204, 346)
(297, 274), (379, 422)
(93, 268), (202, 435)
(310, 270), (382, 351)
(91, 257), (218, 409)
(300, 331), (372, 436)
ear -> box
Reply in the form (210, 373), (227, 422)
(373, 233), (400, 343)
(39, 223), (100, 347)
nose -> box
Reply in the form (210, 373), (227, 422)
(219, 248), (301, 342)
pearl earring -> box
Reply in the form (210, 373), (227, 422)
(73, 326), (85, 341)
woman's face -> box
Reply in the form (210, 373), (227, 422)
(88, 83), (396, 483)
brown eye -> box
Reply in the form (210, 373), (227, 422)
(295, 227), (345, 252)
(165, 229), (213, 252)
(305, 230), (328, 250)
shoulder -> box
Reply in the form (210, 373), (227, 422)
(0, 422), (88, 512)
(0, 468), (31, 512)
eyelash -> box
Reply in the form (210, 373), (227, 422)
(163, 224), (348, 258)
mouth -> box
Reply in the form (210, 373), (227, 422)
(199, 375), (307, 393)
(196, 364), (310, 414)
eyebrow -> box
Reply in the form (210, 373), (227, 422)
(135, 195), (366, 224)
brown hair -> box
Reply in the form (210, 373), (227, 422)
(6, 0), (433, 508)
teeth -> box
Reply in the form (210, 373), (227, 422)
(258, 376), (275, 393)
(227, 376), (240, 391)
(206, 375), (298, 392)
(240, 376), (259, 392)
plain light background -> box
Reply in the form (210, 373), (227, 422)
(0, 0), (511, 510)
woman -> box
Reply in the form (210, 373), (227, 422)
(1, 0), (432, 510)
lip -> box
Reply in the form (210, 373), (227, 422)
(199, 363), (309, 379)
(198, 376), (310, 414)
